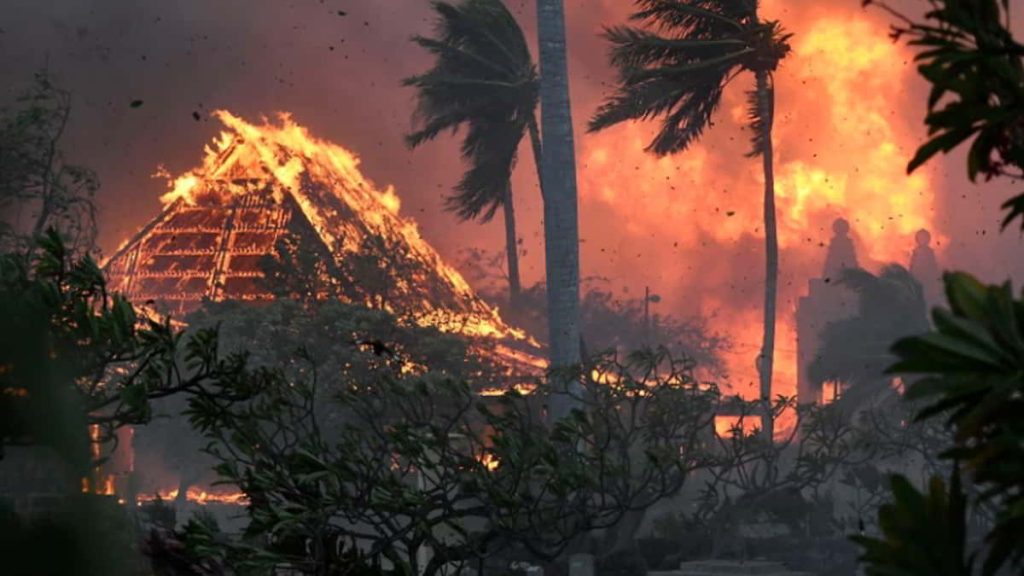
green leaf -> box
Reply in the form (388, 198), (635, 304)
(907, 126), (978, 174)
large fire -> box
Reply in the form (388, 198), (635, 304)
(575, 4), (941, 410)
(146, 110), (532, 344)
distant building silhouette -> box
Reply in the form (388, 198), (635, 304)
(823, 218), (858, 279)
(909, 228), (942, 307)
(796, 218), (859, 405)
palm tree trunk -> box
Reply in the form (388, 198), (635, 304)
(502, 180), (523, 309)
(756, 69), (778, 443)
(536, 0), (582, 423)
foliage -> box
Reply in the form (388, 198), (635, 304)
(852, 4), (1024, 576)
(851, 471), (974, 576)
(0, 72), (99, 255)
(166, 347), (722, 576)
(650, 391), (954, 571)
(341, 232), (427, 313)
(135, 296), (511, 501)
(405, 0), (539, 223)
(457, 251), (729, 374)
(809, 265), (930, 408)
(258, 229), (345, 306)
(588, 0), (791, 156)
(404, 0), (540, 303)
(867, 0), (1024, 229)
(0, 230), (245, 468)
(185, 298), (506, 388)
(684, 398), (868, 558)
(876, 273), (1024, 574)
(1, 494), (146, 576)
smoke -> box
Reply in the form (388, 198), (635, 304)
(1, 0), (1022, 396)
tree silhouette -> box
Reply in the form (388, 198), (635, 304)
(0, 72), (98, 256)
(808, 265), (929, 411)
(405, 0), (542, 309)
(590, 0), (791, 438)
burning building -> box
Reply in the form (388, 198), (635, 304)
(97, 111), (546, 507)
(104, 110), (542, 371)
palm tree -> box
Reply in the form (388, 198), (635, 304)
(589, 0), (791, 439)
(808, 265), (929, 412)
(536, 0), (583, 422)
(405, 0), (544, 310)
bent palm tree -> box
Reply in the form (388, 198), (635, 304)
(589, 0), (790, 439)
(808, 265), (929, 411)
(405, 0), (543, 309)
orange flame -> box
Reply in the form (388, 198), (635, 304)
(577, 5), (941, 421)
(154, 111), (535, 345)
(81, 424), (118, 496)
(137, 487), (248, 506)
(478, 452), (500, 471)
(714, 415), (762, 439)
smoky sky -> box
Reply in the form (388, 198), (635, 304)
(2, 0), (1023, 391)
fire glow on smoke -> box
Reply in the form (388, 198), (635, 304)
(131, 3), (941, 428)
(576, 4), (941, 404)
(154, 110), (531, 344)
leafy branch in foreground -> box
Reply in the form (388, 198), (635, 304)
(867, 0), (1024, 229)
(852, 470), (975, 576)
(854, 273), (1024, 575)
(0, 230), (246, 469)
(168, 347), (722, 576)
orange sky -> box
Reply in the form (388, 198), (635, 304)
(2, 0), (1022, 398)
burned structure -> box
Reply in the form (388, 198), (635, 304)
(108, 112), (518, 332)
(796, 219), (940, 405)
(103, 111), (542, 372)
(795, 219), (860, 404)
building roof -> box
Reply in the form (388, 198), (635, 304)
(104, 111), (542, 375)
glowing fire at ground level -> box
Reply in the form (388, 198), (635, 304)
(575, 4), (942, 424)
(136, 488), (248, 506)
(88, 2), (944, 497)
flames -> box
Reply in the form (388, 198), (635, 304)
(478, 452), (500, 472)
(576, 4), (941, 409)
(136, 488), (248, 506)
(151, 110), (531, 344)
(82, 424), (117, 496)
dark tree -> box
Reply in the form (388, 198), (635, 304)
(867, 0), (1024, 229)
(0, 73), (98, 256)
(405, 0), (541, 309)
(159, 348), (722, 576)
(0, 231), (247, 469)
(808, 266), (930, 411)
(854, 3), (1024, 574)
(590, 0), (791, 439)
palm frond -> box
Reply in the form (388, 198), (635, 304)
(410, 35), (514, 78)
(744, 71), (773, 158)
(604, 26), (747, 66)
(590, 1), (790, 156)
(631, 0), (753, 33)
(405, 0), (537, 222)
(589, 43), (736, 156)
(446, 119), (524, 222)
